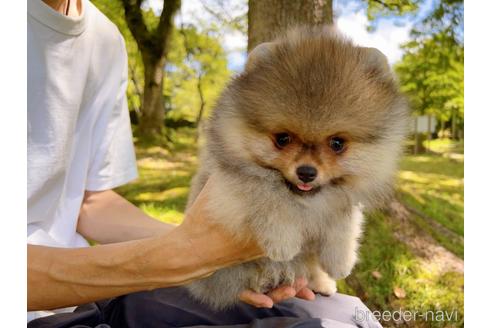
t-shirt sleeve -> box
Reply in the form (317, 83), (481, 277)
(85, 34), (138, 191)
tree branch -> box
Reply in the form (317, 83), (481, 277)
(120, 0), (152, 54)
(155, 0), (181, 56)
(199, 0), (247, 33)
(368, 0), (415, 11)
(369, 0), (394, 10)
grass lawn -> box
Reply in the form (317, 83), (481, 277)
(338, 210), (464, 327)
(116, 129), (198, 224)
(116, 129), (464, 327)
(427, 138), (464, 155)
(397, 151), (464, 258)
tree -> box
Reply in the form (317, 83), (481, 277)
(246, 0), (426, 51)
(91, 0), (144, 124)
(164, 26), (230, 136)
(120, 0), (181, 138)
(247, 0), (333, 51)
(395, 0), (464, 141)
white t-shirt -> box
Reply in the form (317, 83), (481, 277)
(27, 0), (138, 319)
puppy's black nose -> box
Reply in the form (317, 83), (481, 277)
(296, 165), (317, 183)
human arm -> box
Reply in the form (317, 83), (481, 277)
(77, 189), (174, 244)
(28, 177), (264, 311)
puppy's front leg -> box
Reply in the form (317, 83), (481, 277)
(306, 255), (337, 296)
(319, 207), (364, 279)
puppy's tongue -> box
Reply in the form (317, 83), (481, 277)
(297, 184), (313, 191)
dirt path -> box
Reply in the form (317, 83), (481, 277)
(388, 200), (464, 274)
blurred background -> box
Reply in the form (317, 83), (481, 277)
(92, 0), (464, 326)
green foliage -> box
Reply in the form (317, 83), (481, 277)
(165, 26), (231, 122)
(412, 0), (463, 44)
(394, 0), (463, 140)
(92, 0), (230, 127)
(365, 0), (422, 31)
(395, 32), (463, 122)
(92, 0), (145, 114)
(198, 0), (248, 34)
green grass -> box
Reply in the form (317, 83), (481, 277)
(339, 212), (415, 308)
(115, 128), (198, 224)
(397, 154), (464, 257)
(117, 129), (464, 327)
(426, 138), (464, 155)
(340, 212), (464, 327)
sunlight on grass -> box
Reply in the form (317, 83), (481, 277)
(345, 212), (415, 308)
(427, 138), (464, 155)
(140, 203), (184, 225)
(347, 212), (464, 327)
(115, 128), (198, 226)
(393, 260), (464, 327)
(136, 187), (190, 202)
(397, 155), (464, 246)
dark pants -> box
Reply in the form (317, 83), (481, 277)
(28, 287), (381, 328)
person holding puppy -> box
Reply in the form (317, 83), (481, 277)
(28, 0), (381, 327)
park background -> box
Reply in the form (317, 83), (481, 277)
(91, 0), (464, 327)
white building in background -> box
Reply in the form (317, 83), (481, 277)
(412, 115), (437, 133)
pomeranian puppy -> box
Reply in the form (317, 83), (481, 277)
(185, 26), (408, 310)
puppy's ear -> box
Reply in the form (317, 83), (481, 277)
(245, 42), (275, 72)
(360, 47), (394, 81)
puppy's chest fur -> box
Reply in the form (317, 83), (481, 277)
(207, 168), (355, 246)
(185, 157), (363, 310)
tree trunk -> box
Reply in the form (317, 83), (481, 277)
(426, 115), (431, 153)
(140, 54), (166, 137)
(414, 117), (418, 155)
(451, 109), (457, 140)
(120, 0), (180, 139)
(195, 74), (206, 141)
(248, 0), (333, 51)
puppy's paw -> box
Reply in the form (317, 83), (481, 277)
(309, 271), (337, 296)
(249, 265), (279, 293)
(280, 266), (297, 287)
(249, 261), (298, 293)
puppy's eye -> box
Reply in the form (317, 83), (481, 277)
(274, 133), (292, 148)
(329, 136), (346, 154)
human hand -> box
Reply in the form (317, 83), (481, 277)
(239, 277), (316, 308)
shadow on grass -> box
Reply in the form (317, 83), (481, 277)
(341, 211), (464, 327)
(396, 153), (464, 256)
(116, 128), (199, 224)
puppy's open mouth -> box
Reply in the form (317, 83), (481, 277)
(284, 179), (321, 196)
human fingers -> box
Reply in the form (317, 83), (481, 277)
(266, 285), (297, 303)
(293, 277), (315, 300)
(239, 289), (274, 308)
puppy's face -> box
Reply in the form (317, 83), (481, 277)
(257, 130), (353, 196)
(235, 110), (390, 198)
(211, 28), (408, 204)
